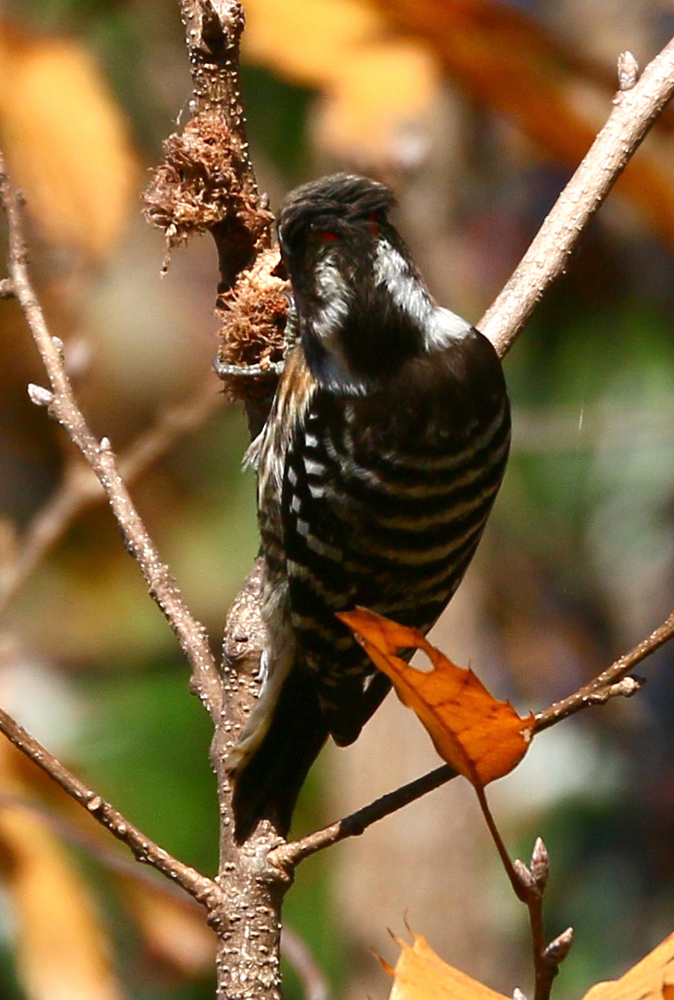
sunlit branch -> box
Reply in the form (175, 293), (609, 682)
(480, 40), (674, 357)
(534, 611), (674, 731)
(0, 151), (222, 721)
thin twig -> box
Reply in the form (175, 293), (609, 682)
(0, 153), (222, 722)
(0, 706), (221, 909)
(269, 764), (455, 871)
(0, 380), (222, 618)
(473, 792), (568, 1000)
(534, 610), (674, 731)
(480, 39), (674, 357)
(474, 784), (523, 897)
(472, 789), (572, 1000)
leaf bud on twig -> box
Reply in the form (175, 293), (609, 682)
(543, 927), (574, 965)
(27, 383), (54, 408)
(617, 51), (639, 91)
(513, 859), (537, 894)
(530, 837), (550, 889)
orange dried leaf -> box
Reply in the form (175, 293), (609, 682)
(583, 930), (674, 1000)
(340, 608), (533, 786)
(387, 929), (510, 1000)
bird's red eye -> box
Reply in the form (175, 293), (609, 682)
(368, 211), (381, 236)
(313, 230), (339, 242)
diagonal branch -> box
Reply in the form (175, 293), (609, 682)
(270, 764), (457, 872)
(480, 38), (674, 357)
(0, 705), (221, 909)
(0, 152), (222, 722)
(534, 609), (674, 731)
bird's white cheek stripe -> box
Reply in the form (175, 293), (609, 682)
(313, 257), (350, 342)
(373, 242), (432, 326)
(373, 241), (472, 349)
(307, 256), (370, 395)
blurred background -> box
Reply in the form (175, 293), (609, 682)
(0, 1), (674, 998)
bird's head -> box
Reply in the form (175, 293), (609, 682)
(277, 173), (396, 286)
(277, 174), (429, 389)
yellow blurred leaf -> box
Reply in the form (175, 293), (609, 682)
(315, 40), (439, 160)
(340, 608), (533, 786)
(386, 929), (510, 1000)
(243, 0), (441, 160)
(0, 22), (138, 257)
(245, 0), (674, 245)
(0, 804), (123, 1000)
(244, 0), (381, 84)
(378, 0), (674, 245)
(0, 735), (212, 987)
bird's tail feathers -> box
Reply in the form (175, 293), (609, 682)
(231, 669), (329, 844)
(322, 670), (392, 746)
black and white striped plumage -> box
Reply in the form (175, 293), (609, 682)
(228, 174), (510, 842)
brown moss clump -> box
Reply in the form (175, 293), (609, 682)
(216, 248), (288, 404)
(143, 113), (273, 272)
(145, 112), (282, 413)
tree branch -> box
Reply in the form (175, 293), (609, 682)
(534, 610), (674, 731)
(479, 40), (674, 357)
(270, 763), (456, 872)
(147, 6), (288, 997)
(0, 152), (222, 722)
(0, 705), (221, 909)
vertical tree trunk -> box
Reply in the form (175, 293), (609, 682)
(212, 564), (290, 999)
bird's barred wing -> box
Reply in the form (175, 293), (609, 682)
(333, 387), (511, 628)
(282, 403), (360, 662)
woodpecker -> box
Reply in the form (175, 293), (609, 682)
(227, 174), (510, 842)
